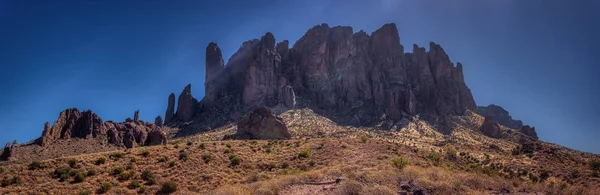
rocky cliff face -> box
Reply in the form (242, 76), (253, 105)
(166, 23), (477, 136)
(0, 140), (17, 161)
(37, 108), (167, 148)
(476, 104), (523, 129)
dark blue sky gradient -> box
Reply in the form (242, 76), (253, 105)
(1, 0), (599, 153)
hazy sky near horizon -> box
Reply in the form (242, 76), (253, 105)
(1, 0), (599, 153)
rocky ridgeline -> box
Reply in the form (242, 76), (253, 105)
(165, 23), (478, 136)
(37, 108), (168, 149)
(477, 104), (538, 140)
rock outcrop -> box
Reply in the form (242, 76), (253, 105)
(164, 93), (175, 125)
(168, 23), (477, 136)
(155, 116), (163, 126)
(176, 84), (197, 122)
(481, 116), (503, 138)
(134, 110), (140, 122)
(225, 107), (291, 140)
(521, 125), (538, 140)
(0, 140), (17, 161)
(37, 108), (168, 148)
(476, 104), (523, 129)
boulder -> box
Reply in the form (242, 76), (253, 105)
(148, 129), (168, 145)
(481, 116), (503, 138)
(226, 107), (291, 140)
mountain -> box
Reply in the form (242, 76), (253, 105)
(0, 23), (598, 195)
(166, 23), (476, 136)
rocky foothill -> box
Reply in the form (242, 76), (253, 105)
(37, 108), (168, 149)
(224, 106), (291, 140)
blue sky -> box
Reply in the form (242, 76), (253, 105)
(1, 0), (598, 153)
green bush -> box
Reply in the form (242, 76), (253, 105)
(141, 170), (156, 185)
(95, 157), (107, 165)
(298, 149), (312, 159)
(73, 172), (86, 183)
(119, 171), (133, 181)
(68, 158), (78, 168)
(202, 153), (212, 164)
(109, 152), (124, 159)
(179, 152), (188, 161)
(28, 161), (43, 170)
(138, 186), (147, 194)
(127, 180), (141, 189)
(157, 157), (168, 163)
(391, 155), (409, 170)
(130, 157), (137, 163)
(160, 180), (178, 194)
(229, 155), (241, 167)
(589, 158), (600, 171)
(199, 143), (206, 149)
(111, 167), (125, 175)
(427, 152), (441, 166)
(79, 189), (93, 195)
(226, 143), (232, 148)
(169, 161), (176, 168)
(86, 168), (97, 176)
(52, 165), (72, 179)
(309, 160), (316, 167)
(141, 149), (150, 157)
(187, 141), (193, 146)
(99, 182), (111, 194)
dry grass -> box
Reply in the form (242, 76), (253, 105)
(1, 108), (599, 194)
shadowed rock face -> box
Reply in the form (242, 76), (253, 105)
(167, 23), (477, 136)
(476, 104), (523, 129)
(164, 93), (175, 125)
(521, 125), (538, 140)
(481, 116), (503, 138)
(37, 108), (168, 148)
(176, 84), (198, 122)
(0, 140), (17, 161)
(225, 107), (291, 140)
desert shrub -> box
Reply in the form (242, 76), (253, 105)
(540, 170), (551, 181)
(28, 161), (43, 170)
(202, 153), (212, 164)
(391, 155), (409, 170)
(445, 147), (458, 161)
(160, 180), (178, 194)
(99, 182), (112, 194)
(187, 141), (193, 146)
(73, 172), (86, 183)
(141, 170), (156, 185)
(224, 148), (233, 154)
(360, 135), (368, 143)
(309, 160), (316, 167)
(264, 147), (272, 153)
(68, 158), (78, 168)
(68, 169), (78, 177)
(127, 180), (141, 189)
(179, 151), (188, 160)
(336, 179), (362, 195)
(226, 143), (232, 148)
(174, 144), (179, 149)
(169, 161), (176, 168)
(1, 175), (20, 187)
(53, 165), (72, 179)
(229, 155), (241, 167)
(109, 152), (124, 159)
(427, 152), (441, 166)
(199, 143), (206, 149)
(157, 156), (168, 163)
(571, 169), (580, 178)
(119, 171), (133, 181)
(126, 163), (135, 170)
(281, 161), (290, 169)
(138, 186), (147, 194)
(86, 168), (97, 176)
(298, 149), (312, 159)
(591, 171), (599, 178)
(589, 158), (600, 171)
(79, 189), (93, 195)
(130, 157), (137, 163)
(140, 149), (150, 157)
(95, 157), (107, 165)
(111, 167), (125, 175)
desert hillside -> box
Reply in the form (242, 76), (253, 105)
(1, 108), (599, 195)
